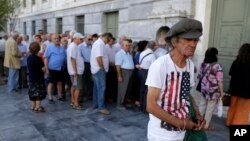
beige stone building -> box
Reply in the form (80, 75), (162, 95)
(14, 0), (250, 90)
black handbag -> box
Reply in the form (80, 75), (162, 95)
(196, 79), (202, 92)
(222, 92), (231, 106)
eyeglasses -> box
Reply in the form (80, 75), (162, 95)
(88, 38), (93, 41)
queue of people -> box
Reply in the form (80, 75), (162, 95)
(1, 29), (168, 115)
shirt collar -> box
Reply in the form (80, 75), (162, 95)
(121, 49), (129, 54)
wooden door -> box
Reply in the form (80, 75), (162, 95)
(209, 0), (250, 90)
(106, 12), (118, 39)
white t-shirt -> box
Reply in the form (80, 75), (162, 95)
(67, 42), (85, 75)
(90, 38), (109, 74)
(104, 44), (116, 65)
(139, 48), (156, 69)
(113, 42), (121, 53)
(145, 54), (195, 141)
(154, 47), (167, 59)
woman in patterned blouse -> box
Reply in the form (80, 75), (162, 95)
(197, 47), (224, 130)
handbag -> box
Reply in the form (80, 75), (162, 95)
(184, 95), (208, 141)
(196, 63), (216, 92)
(222, 93), (231, 106)
(196, 79), (202, 92)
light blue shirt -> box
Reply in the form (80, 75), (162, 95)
(44, 43), (66, 71)
(115, 49), (134, 70)
(79, 43), (91, 63)
(18, 43), (28, 66)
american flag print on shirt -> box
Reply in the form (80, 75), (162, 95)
(160, 71), (191, 131)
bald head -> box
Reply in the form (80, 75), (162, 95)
(119, 35), (127, 44)
(11, 31), (19, 40)
(52, 34), (60, 46)
(46, 33), (52, 41)
(16, 36), (23, 44)
(2, 33), (8, 40)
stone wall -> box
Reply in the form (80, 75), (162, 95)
(16, 0), (195, 41)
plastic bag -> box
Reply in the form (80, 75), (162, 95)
(216, 98), (223, 117)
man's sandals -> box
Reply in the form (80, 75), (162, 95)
(32, 106), (46, 113)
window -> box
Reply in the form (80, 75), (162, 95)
(23, 0), (26, 8)
(9, 23), (13, 32)
(105, 12), (118, 39)
(42, 0), (47, 2)
(32, 0), (35, 5)
(75, 15), (84, 34)
(23, 22), (26, 35)
(42, 19), (47, 34)
(32, 20), (36, 36)
(56, 18), (63, 34)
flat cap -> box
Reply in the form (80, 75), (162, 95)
(166, 18), (202, 40)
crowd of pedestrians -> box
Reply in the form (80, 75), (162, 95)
(0, 17), (249, 141)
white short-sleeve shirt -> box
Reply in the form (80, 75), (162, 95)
(113, 42), (121, 53)
(154, 47), (167, 59)
(139, 48), (156, 69)
(146, 54), (195, 140)
(90, 38), (109, 74)
(105, 44), (116, 65)
(67, 42), (85, 75)
(115, 49), (134, 70)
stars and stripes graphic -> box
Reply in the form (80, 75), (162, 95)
(160, 71), (191, 131)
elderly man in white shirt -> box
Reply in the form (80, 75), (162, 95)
(115, 39), (134, 110)
(90, 32), (113, 115)
(138, 41), (156, 112)
(67, 32), (85, 110)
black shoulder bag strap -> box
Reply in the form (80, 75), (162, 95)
(139, 53), (152, 65)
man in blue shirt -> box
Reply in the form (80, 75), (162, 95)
(44, 34), (66, 103)
(79, 34), (93, 102)
(115, 39), (135, 110)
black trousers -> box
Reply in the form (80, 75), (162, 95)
(129, 69), (140, 102)
(139, 69), (148, 112)
(105, 66), (117, 103)
(81, 62), (93, 99)
(18, 66), (28, 88)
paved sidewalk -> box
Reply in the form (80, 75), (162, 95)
(0, 84), (229, 141)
